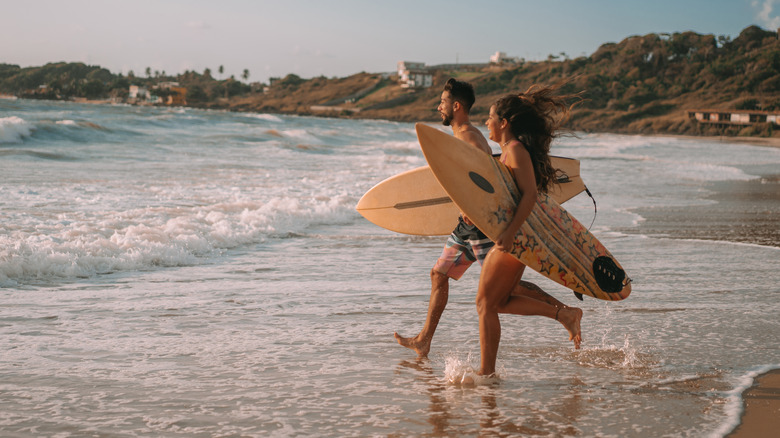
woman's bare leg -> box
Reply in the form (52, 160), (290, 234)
(477, 250), (584, 375)
(476, 249), (525, 376)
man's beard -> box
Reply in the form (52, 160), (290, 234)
(441, 110), (453, 126)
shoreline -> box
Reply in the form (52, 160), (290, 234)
(652, 133), (780, 149)
(5, 97), (780, 146)
(625, 173), (780, 249)
(726, 368), (780, 437)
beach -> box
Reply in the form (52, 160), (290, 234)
(624, 157), (780, 436)
(727, 369), (780, 437)
(625, 172), (780, 248)
(1, 99), (779, 437)
(664, 134), (780, 149)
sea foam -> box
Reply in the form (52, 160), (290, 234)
(244, 113), (284, 123)
(711, 365), (780, 438)
(0, 194), (356, 287)
(0, 116), (32, 143)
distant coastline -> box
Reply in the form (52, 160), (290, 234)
(2, 25), (778, 140)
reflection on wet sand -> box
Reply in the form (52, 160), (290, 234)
(397, 359), (587, 436)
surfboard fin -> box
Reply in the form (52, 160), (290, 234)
(573, 292), (584, 301)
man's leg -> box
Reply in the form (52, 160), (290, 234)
(395, 229), (473, 358)
(394, 269), (450, 357)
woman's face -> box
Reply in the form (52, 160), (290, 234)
(485, 105), (503, 143)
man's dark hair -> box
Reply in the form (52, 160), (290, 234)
(443, 78), (475, 113)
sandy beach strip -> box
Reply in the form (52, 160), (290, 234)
(700, 135), (780, 149)
(726, 369), (780, 437)
(624, 173), (780, 248)
(646, 133), (780, 149)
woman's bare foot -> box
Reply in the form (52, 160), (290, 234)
(557, 307), (583, 349)
(393, 332), (431, 357)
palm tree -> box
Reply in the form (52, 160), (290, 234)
(218, 65), (224, 80)
(242, 69), (250, 82)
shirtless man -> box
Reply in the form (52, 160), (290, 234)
(394, 79), (576, 358)
(394, 79), (490, 357)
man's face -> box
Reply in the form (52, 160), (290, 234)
(438, 91), (455, 126)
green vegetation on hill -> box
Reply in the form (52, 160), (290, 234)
(347, 25), (779, 137)
(0, 62), (123, 99)
(0, 63), (252, 102)
(1, 25), (778, 137)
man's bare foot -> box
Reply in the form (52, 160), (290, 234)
(393, 332), (431, 357)
(557, 307), (583, 349)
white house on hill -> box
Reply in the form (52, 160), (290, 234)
(490, 51), (521, 64)
(129, 85), (149, 100)
(397, 61), (432, 89)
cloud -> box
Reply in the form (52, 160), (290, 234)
(753, 0), (780, 29)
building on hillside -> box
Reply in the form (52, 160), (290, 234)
(154, 82), (187, 105)
(166, 86), (187, 105)
(129, 83), (186, 105)
(688, 109), (780, 126)
(397, 61), (424, 79)
(157, 81), (180, 89)
(489, 51), (521, 65)
(397, 61), (432, 89)
(129, 85), (149, 100)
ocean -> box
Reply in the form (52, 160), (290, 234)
(1, 98), (779, 437)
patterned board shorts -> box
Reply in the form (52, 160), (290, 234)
(433, 218), (494, 280)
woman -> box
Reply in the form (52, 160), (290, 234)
(477, 85), (583, 377)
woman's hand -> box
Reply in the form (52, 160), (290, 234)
(494, 228), (515, 252)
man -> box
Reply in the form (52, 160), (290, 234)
(393, 78), (493, 357)
(394, 78), (574, 358)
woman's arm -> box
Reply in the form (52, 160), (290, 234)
(494, 144), (537, 251)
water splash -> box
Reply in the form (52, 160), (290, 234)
(443, 353), (501, 386)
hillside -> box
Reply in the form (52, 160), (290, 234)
(229, 25), (779, 138)
(2, 25), (778, 138)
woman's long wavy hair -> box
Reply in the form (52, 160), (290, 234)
(494, 83), (580, 193)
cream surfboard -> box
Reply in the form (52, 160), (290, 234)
(415, 123), (631, 301)
(356, 155), (586, 236)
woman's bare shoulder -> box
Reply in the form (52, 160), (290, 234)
(505, 142), (531, 165)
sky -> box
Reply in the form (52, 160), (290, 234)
(2, 0), (778, 84)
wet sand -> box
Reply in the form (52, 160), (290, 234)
(625, 174), (780, 248)
(649, 134), (780, 149)
(695, 135), (780, 149)
(726, 369), (780, 437)
(625, 153), (780, 436)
